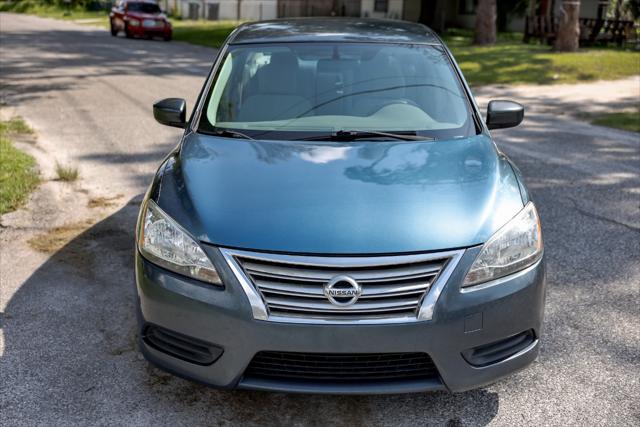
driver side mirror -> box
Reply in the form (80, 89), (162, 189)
(486, 100), (524, 130)
(153, 98), (186, 128)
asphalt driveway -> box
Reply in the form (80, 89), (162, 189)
(0, 13), (639, 426)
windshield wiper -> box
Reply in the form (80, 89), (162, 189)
(301, 130), (434, 142)
(210, 129), (255, 140)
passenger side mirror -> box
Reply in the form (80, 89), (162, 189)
(486, 100), (524, 130)
(153, 98), (186, 128)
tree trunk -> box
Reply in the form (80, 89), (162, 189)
(418, 0), (437, 28)
(474, 0), (497, 45)
(554, 0), (581, 51)
(614, 0), (623, 20)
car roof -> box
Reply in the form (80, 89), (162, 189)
(228, 18), (442, 46)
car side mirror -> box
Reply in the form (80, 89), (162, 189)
(486, 100), (524, 130)
(153, 98), (186, 128)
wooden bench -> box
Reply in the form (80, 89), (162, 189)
(579, 18), (635, 46)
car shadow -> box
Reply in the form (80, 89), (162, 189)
(0, 197), (499, 425)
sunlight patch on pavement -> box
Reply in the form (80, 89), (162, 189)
(586, 172), (638, 186)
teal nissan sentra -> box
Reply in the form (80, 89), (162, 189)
(136, 18), (545, 394)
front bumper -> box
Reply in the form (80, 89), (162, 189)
(127, 23), (171, 38)
(135, 246), (546, 394)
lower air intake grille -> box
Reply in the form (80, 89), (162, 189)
(462, 329), (536, 367)
(143, 324), (222, 366)
(244, 351), (439, 383)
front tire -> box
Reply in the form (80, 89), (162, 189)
(163, 33), (172, 42)
(110, 20), (118, 36)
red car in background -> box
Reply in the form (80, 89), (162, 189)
(110, 1), (172, 41)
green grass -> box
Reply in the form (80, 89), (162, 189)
(54, 162), (79, 182)
(172, 20), (241, 47)
(0, 117), (40, 214)
(0, 1), (109, 23)
(442, 29), (640, 86)
(590, 110), (640, 132)
(0, 116), (33, 134)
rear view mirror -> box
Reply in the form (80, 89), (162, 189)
(153, 98), (186, 128)
(486, 100), (524, 130)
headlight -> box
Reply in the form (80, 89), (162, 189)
(138, 200), (221, 285)
(463, 202), (543, 287)
(128, 19), (140, 26)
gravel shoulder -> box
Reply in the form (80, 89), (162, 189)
(1, 13), (639, 426)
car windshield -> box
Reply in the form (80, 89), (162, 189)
(128, 2), (161, 13)
(198, 42), (477, 140)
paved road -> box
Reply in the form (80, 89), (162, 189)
(1, 13), (639, 426)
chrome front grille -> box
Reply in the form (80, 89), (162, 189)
(221, 249), (464, 324)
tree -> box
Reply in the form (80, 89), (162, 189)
(630, 0), (640, 19)
(609, 0), (639, 20)
(608, 0), (624, 19)
(418, 0), (438, 29)
(497, 0), (529, 33)
(474, 0), (497, 45)
(554, 0), (581, 52)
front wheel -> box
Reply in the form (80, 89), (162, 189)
(163, 33), (172, 42)
(110, 20), (118, 36)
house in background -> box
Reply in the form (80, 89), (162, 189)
(160, 0), (277, 20)
(162, 0), (407, 21)
(162, 0), (604, 33)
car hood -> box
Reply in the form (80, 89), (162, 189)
(157, 133), (525, 254)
